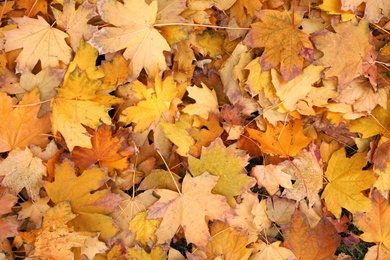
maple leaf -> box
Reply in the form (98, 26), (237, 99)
(354, 189), (390, 250)
(266, 196), (296, 225)
(349, 100), (390, 139)
(251, 164), (293, 196)
(243, 10), (314, 81)
(334, 76), (387, 113)
(22, 201), (97, 260)
(89, 0), (170, 79)
(14, 0), (48, 17)
(182, 84), (219, 119)
(128, 246), (166, 259)
(159, 119), (195, 157)
(19, 67), (65, 117)
(311, 19), (373, 87)
(281, 211), (341, 259)
(188, 138), (254, 206)
(193, 220), (252, 259)
(0, 216), (18, 242)
(129, 210), (162, 246)
(18, 196), (50, 228)
(250, 240), (295, 260)
(318, 0), (355, 21)
(247, 119), (312, 157)
(321, 148), (376, 218)
(0, 88), (51, 153)
(0, 188), (17, 215)
(3, 16), (72, 73)
(0, 147), (46, 200)
(189, 113), (224, 157)
(147, 172), (235, 248)
(138, 169), (181, 191)
(271, 65), (325, 115)
(282, 145), (324, 207)
(69, 124), (135, 172)
(342, 0), (390, 23)
(51, 68), (122, 151)
(44, 160), (122, 241)
(227, 191), (272, 244)
(119, 75), (180, 132)
(53, 0), (97, 51)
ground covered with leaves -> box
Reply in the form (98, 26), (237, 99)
(0, 0), (390, 259)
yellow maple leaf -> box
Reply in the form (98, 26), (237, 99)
(89, 0), (170, 79)
(0, 147), (46, 200)
(147, 172), (235, 248)
(271, 65), (325, 115)
(44, 160), (123, 241)
(188, 138), (255, 206)
(321, 148), (376, 218)
(51, 68), (121, 151)
(243, 10), (314, 81)
(129, 210), (162, 246)
(0, 88), (51, 153)
(119, 75), (180, 132)
(247, 119), (312, 157)
(192, 220), (252, 259)
(182, 84), (219, 119)
(318, 0), (356, 21)
(159, 119), (195, 157)
(354, 189), (390, 250)
(3, 16), (72, 73)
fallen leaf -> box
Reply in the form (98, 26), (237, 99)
(281, 210), (341, 259)
(321, 148), (376, 218)
(147, 172), (235, 248)
(51, 68), (121, 151)
(251, 164), (293, 196)
(0, 147), (46, 200)
(341, 0), (390, 23)
(89, 0), (170, 78)
(129, 210), (162, 246)
(250, 240), (295, 260)
(0, 88), (51, 153)
(311, 19), (373, 86)
(196, 220), (252, 259)
(119, 75), (180, 132)
(44, 160), (122, 241)
(3, 16), (72, 73)
(18, 196), (50, 227)
(354, 189), (390, 250)
(0, 188), (17, 215)
(69, 124), (135, 172)
(247, 119), (312, 157)
(243, 10), (314, 81)
(53, 0), (97, 51)
(188, 138), (254, 206)
(182, 84), (219, 119)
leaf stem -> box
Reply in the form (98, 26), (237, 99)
(12, 98), (52, 108)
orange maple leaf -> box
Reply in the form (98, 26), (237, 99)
(0, 88), (51, 153)
(247, 119), (312, 157)
(282, 211), (341, 259)
(69, 124), (136, 172)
